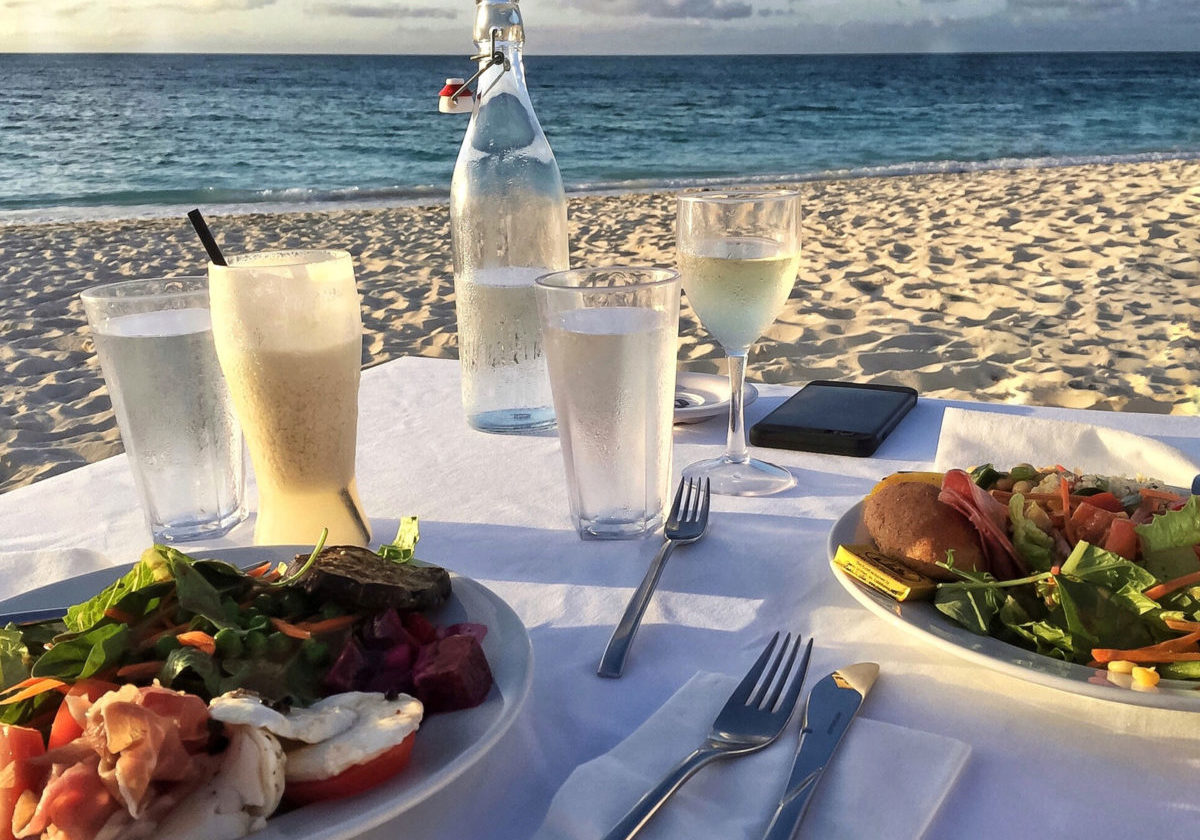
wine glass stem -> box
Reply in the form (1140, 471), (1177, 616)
(725, 350), (749, 464)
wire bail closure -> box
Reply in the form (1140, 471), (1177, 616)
(452, 27), (510, 105)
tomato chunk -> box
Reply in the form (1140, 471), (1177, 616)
(48, 680), (118, 749)
(1104, 517), (1139, 562)
(1081, 492), (1126, 513)
(283, 731), (416, 806)
(1, 724), (46, 840)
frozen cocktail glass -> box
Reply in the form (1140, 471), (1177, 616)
(208, 250), (371, 547)
(80, 276), (247, 543)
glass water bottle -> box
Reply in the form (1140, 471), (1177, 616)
(449, 0), (568, 434)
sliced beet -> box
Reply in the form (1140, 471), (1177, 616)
(413, 634), (494, 712)
(324, 637), (367, 694)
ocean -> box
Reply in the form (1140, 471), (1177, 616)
(2, 52), (1199, 223)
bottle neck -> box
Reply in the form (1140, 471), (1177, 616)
(473, 0), (524, 46)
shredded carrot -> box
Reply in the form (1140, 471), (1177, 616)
(1060, 479), (1076, 544)
(115, 661), (165, 680)
(1092, 649), (1200, 664)
(1164, 618), (1200, 633)
(296, 614), (358, 635)
(270, 617), (312, 639)
(1149, 630), (1200, 653)
(1140, 487), (1188, 503)
(103, 607), (136, 624)
(142, 623), (189, 646)
(1144, 569), (1200, 602)
(176, 630), (217, 656)
(245, 560), (273, 578)
(0, 677), (68, 705)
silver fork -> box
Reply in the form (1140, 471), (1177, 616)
(601, 632), (814, 840)
(598, 476), (711, 678)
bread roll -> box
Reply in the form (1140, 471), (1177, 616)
(862, 481), (986, 581)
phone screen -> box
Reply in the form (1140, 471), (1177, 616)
(768, 384), (914, 434)
(749, 381), (917, 456)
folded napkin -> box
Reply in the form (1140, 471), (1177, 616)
(532, 671), (969, 840)
(934, 407), (1200, 487)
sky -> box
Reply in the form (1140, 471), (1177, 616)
(2, 0), (1199, 54)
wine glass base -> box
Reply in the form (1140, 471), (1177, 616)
(682, 455), (796, 497)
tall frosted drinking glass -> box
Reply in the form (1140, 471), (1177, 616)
(535, 267), (681, 539)
(80, 277), (246, 543)
(208, 250), (372, 547)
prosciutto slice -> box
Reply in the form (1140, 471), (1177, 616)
(939, 469), (1026, 579)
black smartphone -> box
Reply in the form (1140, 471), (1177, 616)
(748, 380), (917, 457)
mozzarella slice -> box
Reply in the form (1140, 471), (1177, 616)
(283, 692), (423, 782)
(208, 692), (357, 744)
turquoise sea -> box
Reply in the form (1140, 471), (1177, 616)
(2, 52), (1199, 222)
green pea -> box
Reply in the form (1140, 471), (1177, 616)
(266, 631), (291, 660)
(222, 599), (243, 623)
(214, 627), (244, 659)
(300, 638), (329, 665)
(253, 593), (277, 616)
(318, 602), (345, 620)
(154, 634), (182, 659)
(244, 631), (267, 657)
(276, 589), (307, 618)
(247, 613), (271, 633)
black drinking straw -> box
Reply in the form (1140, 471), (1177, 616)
(187, 208), (228, 266)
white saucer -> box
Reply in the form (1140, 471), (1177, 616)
(674, 371), (759, 424)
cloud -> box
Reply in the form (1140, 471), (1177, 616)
(1005, 0), (1132, 10)
(567, 0), (755, 21)
(311, 1), (455, 18)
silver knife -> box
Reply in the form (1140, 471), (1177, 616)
(760, 662), (879, 840)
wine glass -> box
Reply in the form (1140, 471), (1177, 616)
(676, 190), (802, 496)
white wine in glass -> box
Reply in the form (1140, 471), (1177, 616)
(677, 191), (802, 496)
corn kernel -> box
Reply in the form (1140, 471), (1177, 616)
(1106, 660), (1136, 674)
(1131, 666), (1160, 688)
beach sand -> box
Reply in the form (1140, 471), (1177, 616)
(2, 159), (1199, 493)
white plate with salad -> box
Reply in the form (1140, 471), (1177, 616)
(828, 500), (1200, 713)
(0, 544), (534, 840)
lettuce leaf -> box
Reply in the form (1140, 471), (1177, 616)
(1136, 495), (1200, 554)
(1009, 494), (1056, 573)
(1060, 542), (1160, 616)
(378, 517), (420, 564)
(1133, 495), (1200, 581)
(64, 546), (174, 632)
(0, 625), (30, 690)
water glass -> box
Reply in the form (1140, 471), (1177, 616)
(208, 250), (372, 547)
(535, 266), (681, 539)
(80, 276), (247, 543)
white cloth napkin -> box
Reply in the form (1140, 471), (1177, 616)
(934, 407), (1200, 487)
(532, 671), (969, 840)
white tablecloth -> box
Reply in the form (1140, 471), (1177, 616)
(3, 356), (1200, 839)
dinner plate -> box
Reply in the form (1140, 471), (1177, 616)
(674, 371), (759, 424)
(827, 502), (1200, 712)
(0, 545), (534, 840)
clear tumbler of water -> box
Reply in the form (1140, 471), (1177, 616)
(535, 266), (681, 539)
(80, 276), (246, 543)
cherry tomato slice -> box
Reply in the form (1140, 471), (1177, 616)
(47, 680), (118, 749)
(283, 731), (416, 806)
(1, 724), (46, 840)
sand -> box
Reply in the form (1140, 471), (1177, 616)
(2, 159), (1199, 494)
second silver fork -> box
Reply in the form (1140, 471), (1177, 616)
(601, 632), (814, 840)
(598, 476), (711, 678)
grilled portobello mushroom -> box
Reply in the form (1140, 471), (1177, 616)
(286, 546), (451, 613)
